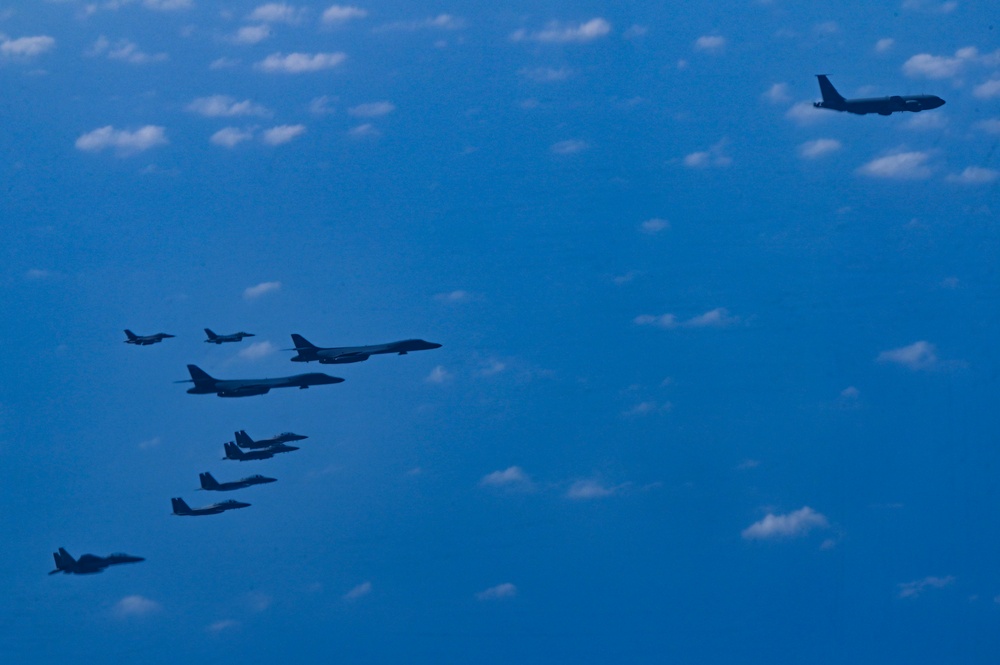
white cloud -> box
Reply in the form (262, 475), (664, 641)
(682, 140), (731, 168)
(551, 139), (588, 155)
(207, 619), (240, 633)
(248, 3), (304, 24)
(798, 138), (842, 159)
(624, 400), (672, 416)
(426, 365), (451, 384)
(640, 218), (669, 234)
(634, 308), (738, 329)
(477, 359), (506, 377)
(857, 151), (932, 180)
(89, 37), (166, 64)
(25, 268), (52, 280)
(973, 79), (1000, 99)
(233, 25), (271, 44)
(1, 35), (55, 57)
(257, 51), (346, 73)
(144, 0), (193, 9)
(261, 124), (306, 145)
(322, 5), (367, 23)
(840, 386), (860, 399)
(877, 340), (941, 370)
(786, 101), (827, 125)
(898, 575), (955, 599)
(693, 35), (725, 53)
(741, 506), (829, 540)
(904, 112), (948, 130)
(211, 127), (255, 148)
(378, 14), (464, 31)
(309, 95), (336, 115)
(188, 95), (270, 118)
(946, 166), (999, 184)
(566, 479), (618, 500)
(902, 47), (980, 79)
(434, 290), (475, 303)
(243, 281), (281, 299)
(763, 83), (790, 104)
(343, 581), (372, 600)
(510, 18), (611, 44)
(348, 123), (379, 138)
(138, 436), (161, 450)
(974, 118), (1000, 134)
(113, 595), (161, 618)
(239, 341), (276, 360)
(902, 0), (957, 13)
(813, 21), (839, 35)
(348, 101), (395, 118)
(480, 466), (532, 489)
(476, 583), (517, 600)
(519, 67), (572, 82)
(210, 57), (240, 70)
(875, 37), (895, 53)
(75, 125), (167, 155)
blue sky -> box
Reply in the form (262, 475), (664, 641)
(2, 0), (1000, 662)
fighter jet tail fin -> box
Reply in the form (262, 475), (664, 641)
(50, 548), (74, 573)
(816, 74), (845, 104)
(124, 329), (137, 340)
(171, 497), (192, 515)
(199, 472), (220, 490)
(235, 430), (255, 448)
(224, 442), (245, 460)
(290, 334), (318, 350)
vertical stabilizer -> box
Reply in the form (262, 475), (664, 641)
(124, 330), (137, 340)
(199, 472), (220, 490)
(235, 430), (255, 448)
(291, 334), (318, 350)
(171, 497), (192, 514)
(204, 328), (217, 340)
(816, 74), (845, 104)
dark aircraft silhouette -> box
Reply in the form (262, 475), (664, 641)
(171, 496), (250, 516)
(124, 329), (175, 346)
(180, 364), (344, 397)
(204, 328), (255, 344)
(224, 441), (299, 461)
(813, 75), (945, 115)
(48, 547), (144, 575)
(288, 334), (442, 364)
(234, 430), (308, 449)
(199, 471), (276, 491)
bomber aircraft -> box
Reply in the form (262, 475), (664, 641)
(224, 441), (298, 461)
(124, 329), (175, 346)
(234, 430), (308, 449)
(171, 497), (249, 516)
(199, 471), (276, 491)
(287, 334), (442, 364)
(204, 328), (255, 344)
(48, 548), (144, 575)
(179, 364), (344, 397)
(813, 74), (945, 115)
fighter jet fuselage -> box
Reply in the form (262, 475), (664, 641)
(224, 441), (299, 461)
(288, 334), (442, 364)
(199, 471), (276, 491)
(49, 547), (144, 575)
(181, 364), (344, 397)
(234, 430), (308, 449)
(124, 329), (175, 345)
(171, 497), (250, 516)
(204, 329), (255, 344)
(813, 75), (945, 116)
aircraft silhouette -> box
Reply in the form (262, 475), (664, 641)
(288, 334), (441, 364)
(179, 364), (344, 397)
(49, 547), (144, 575)
(813, 75), (945, 115)
(124, 329), (175, 345)
(204, 329), (255, 344)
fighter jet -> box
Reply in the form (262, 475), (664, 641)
(813, 75), (945, 116)
(124, 329), (175, 346)
(171, 496), (250, 516)
(179, 364), (344, 397)
(223, 441), (299, 461)
(234, 430), (308, 450)
(287, 334), (442, 364)
(199, 471), (276, 491)
(48, 547), (144, 575)
(204, 328), (255, 344)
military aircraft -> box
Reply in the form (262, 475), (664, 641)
(124, 329), (175, 346)
(224, 441), (299, 461)
(199, 471), (276, 491)
(48, 547), (144, 575)
(234, 430), (308, 449)
(287, 334), (442, 364)
(204, 328), (255, 344)
(171, 496), (250, 516)
(179, 364), (344, 397)
(813, 75), (945, 115)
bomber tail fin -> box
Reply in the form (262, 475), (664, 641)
(186, 365), (216, 387)
(199, 472), (220, 490)
(171, 497), (192, 515)
(290, 334), (318, 350)
(204, 328), (217, 340)
(124, 329), (137, 340)
(816, 74), (845, 104)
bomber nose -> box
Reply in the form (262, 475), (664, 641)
(933, 96), (946, 108)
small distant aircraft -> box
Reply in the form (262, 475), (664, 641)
(287, 334), (442, 364)
(204, 329), (255, 344)
(224, 441), (299, 461)
(171, 496), (250, 516)
(199, 471), (276, 491)
(234, 430), (308, 450)
(813, 75), (945, 115)
(48, 547), (144, 575)
(124, 329), (175, 346)
(179, 364), (344, 397)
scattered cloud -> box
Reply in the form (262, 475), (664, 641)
(763, 83), (791, 104)
(1, 35), (55, 57)
(742, 506), (829, 540)
(248, 3), (305, 24)
(188, 95), (270, 118)
(426, 365), (451, 384)
(480, 466), (533, 490)
(551, 139), (588, 155)
(736, 459), (760, 470)
(519, 67), (572, 82)
(243, 281), (281, 299)
(210, 57), (240, 69)
(377, 14), (464, 32)
(348, 123), (379, 138)
(682, 140), (731, 168)
(875, 37), (895, 53)
(24, 268), (53, 280)
(75, 126), (167, 155)
(261, 124), (306, 145)
(902, 0), (957, 13)
(857, 151), (932, 180)
(211, 127), (255, 148)
(902, 46), (982, 80)
(348, 101), (395, 118)
(941, 276), (960, 289)
(693, 35), (725, 53)
(904, 112), (948, 130)
(143, 0), (193, 9)
(322, 5), (367, 24)
(786, 101), (826, 125)
(256, 51), (346, 73)
(233, 25), (271, 44)
(434, 290), (476, 303)
(476, 583), (517, 600)
(510, 18), (611, 44)
(946, 166), (999, 184)
(973, 79), (1000, 99)
(640, 218), (669, 234)
(798, 138), (842, 159)
(88, 36), (166, 63)
(898, 575), (955, 599)
(876, 340), (941, 370)
(477, 359), (506, 377)
(138, 436), (161, 450)
(113, 595), (161, 618)
(309, 95), (336, 115)
(623, 400), (672, 416)
(343, 581), (372, 600)
(974, 118), (1000, 134)
(566, 479), (620, 500)
(634, 308), (738, 329)
(840, 386), (860, 399)
(207, 619), (240, 633)
(238, 341), (276, 360)
(813, 21), (839, 35)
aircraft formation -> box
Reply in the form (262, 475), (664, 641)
(54, 329), (441, 574)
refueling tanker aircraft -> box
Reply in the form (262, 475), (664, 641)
(813, 74), (945, 115)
